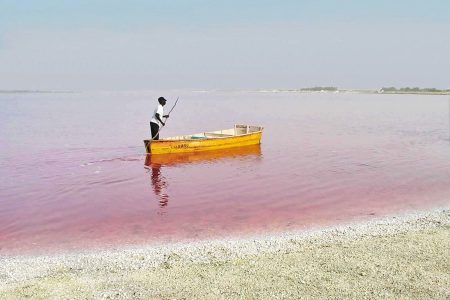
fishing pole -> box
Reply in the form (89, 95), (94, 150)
(167, 97), (179, 115)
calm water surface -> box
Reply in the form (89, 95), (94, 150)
(1, 91), (450, 254)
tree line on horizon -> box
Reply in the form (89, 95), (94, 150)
(380, 87), (450, 93)
(300, 87), (338, 91)
(298, 86), (450, 93)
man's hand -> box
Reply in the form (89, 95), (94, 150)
(162, 122), (166, 126)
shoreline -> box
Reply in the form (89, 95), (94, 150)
(2, 89), (449, 96)
(1, 206), (449, 298)
(253, 90), (450, 95)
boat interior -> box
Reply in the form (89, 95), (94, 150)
(162, 124), (263, 141)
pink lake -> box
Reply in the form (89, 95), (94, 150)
(1, 90), (450, 255)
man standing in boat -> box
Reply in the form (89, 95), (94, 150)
(150, 97), (169, 140)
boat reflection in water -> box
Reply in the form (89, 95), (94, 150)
(145, 145), (262, 209)
(148, 164), (169, 209)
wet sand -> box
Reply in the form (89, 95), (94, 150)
(1, 207), (449, 299)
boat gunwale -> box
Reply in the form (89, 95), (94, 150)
(144, 128), (263, 144)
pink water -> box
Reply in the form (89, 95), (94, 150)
(1, 91), (450, 255)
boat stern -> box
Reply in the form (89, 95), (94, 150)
(143, 139), (152, 154)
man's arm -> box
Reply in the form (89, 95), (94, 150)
(155, 113), (165, 126)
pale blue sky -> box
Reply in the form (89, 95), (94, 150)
(0, 1), (449, 90)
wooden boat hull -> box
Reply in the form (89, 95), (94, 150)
(145, 144), (262, 166)
(144, 125), (263, 155)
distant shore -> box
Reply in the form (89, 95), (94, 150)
(1, 207), (449, 299)
(0, 90), (74, 94)
(254, 89), (450, 95)
(2, 89), (449, 95)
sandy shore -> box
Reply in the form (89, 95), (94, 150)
(1, 208), (449, 299)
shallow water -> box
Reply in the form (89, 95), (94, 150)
(1, 91), (450, 254)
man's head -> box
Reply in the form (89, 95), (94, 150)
(158, 97), (167, 106)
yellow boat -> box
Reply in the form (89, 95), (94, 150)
(144, 124), (263, 155)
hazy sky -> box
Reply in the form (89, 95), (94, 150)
(1, 1), (449, 90)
